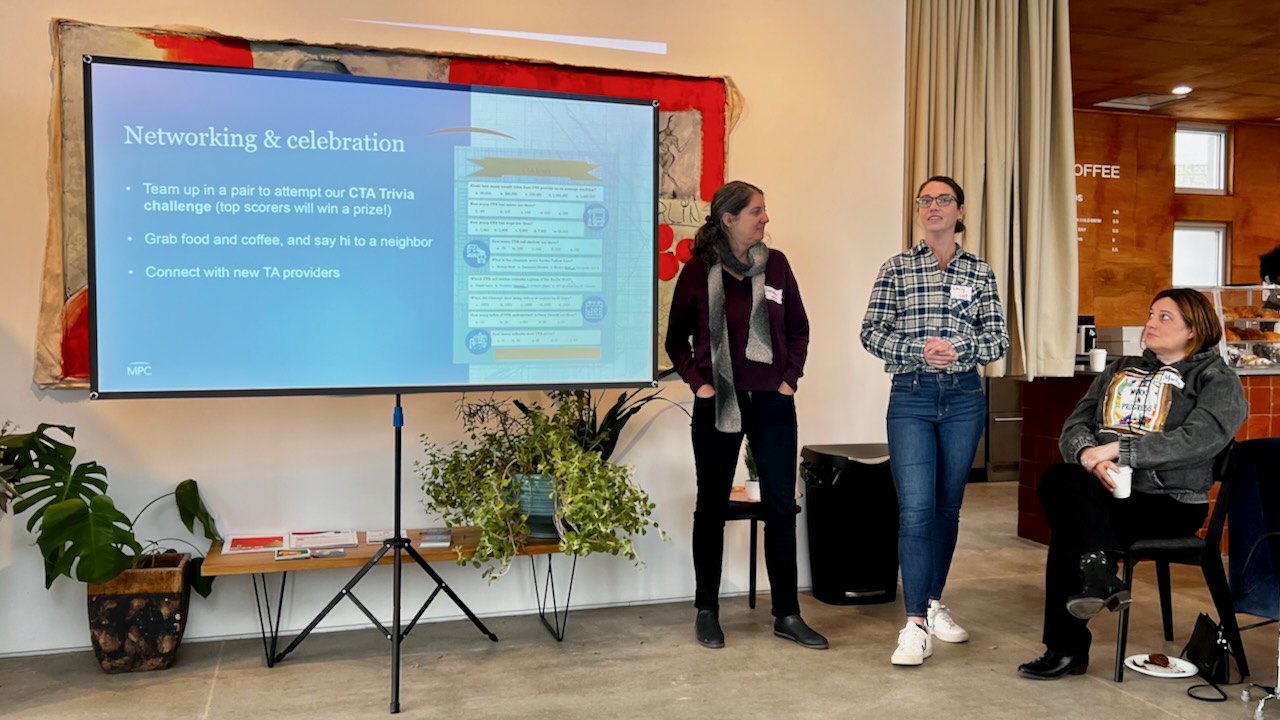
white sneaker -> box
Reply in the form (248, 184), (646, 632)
(927, 600), (970, 643)
(891, 621), (933, 666)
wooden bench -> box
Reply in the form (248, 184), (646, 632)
(203, 528), (573, 666)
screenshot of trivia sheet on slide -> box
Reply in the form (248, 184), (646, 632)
(87, 60), (656, 394)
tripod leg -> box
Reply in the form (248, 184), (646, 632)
(404, 544), (499, 641)
(274, 544), (391, 664)
(402, 586), (444, 639)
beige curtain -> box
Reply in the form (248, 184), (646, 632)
(905, 0), (1077, 378)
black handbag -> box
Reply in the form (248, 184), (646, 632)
(1180, 612), (1237, 701)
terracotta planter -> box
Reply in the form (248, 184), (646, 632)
(86, 553), (191, 673)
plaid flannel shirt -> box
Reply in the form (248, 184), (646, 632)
(860, 242), (1010, 374)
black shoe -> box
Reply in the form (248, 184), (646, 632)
(773, 614), (829, 649)
(695, 609), (724, 649)
(1017, 650), (1088, 680)
(1066, 551), (1130, 620)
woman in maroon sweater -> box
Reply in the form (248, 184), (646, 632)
(665, 180), (824, 650)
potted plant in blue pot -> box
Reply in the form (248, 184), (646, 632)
(417, 395), (662, 580)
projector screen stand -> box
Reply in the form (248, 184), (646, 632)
(271, 394), (497, 714)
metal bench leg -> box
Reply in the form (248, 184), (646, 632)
(251, 571), (287, 668)
(530, 554), (578, 642)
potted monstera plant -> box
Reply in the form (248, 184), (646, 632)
(0, 422), (221, 672)
(417, 395), (662, 580)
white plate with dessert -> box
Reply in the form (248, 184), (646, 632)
(1124, 653), (1197, 678)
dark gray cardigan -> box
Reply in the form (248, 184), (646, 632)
(1059, 347), (1248, 503)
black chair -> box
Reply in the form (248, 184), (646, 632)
(1112, 442), (1248, 681)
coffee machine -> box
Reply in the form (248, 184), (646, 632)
(1076, 315), (1097, 354)
(1075, 316), (1098, 370)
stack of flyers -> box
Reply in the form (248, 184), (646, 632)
(223, 534), (287, 554)
(289, 530), (358, 549)
(418, 527), (452, 548)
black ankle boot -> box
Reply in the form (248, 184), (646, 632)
(1017, 650), (1089, 680)
(695, 609), (725, 649)
(1066, 551), (1130, 620)
(773, 614), (829, 649)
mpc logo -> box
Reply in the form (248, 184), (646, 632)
(126, 361), (153, 377)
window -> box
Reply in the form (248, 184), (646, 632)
(1175, 123), (1228, 193)
(1172, 222), (1227, 286)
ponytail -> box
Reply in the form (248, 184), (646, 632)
(694, 180), (764, 263)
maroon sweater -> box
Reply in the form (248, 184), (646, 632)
(665, 250), (809, 393)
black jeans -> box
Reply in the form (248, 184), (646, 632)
(691, 390), (799, 617)
(1038, 463), (1207, 655)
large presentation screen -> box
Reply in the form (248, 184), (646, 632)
(84, 57), (658, 398)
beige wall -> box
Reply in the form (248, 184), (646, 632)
(0, 1), (906, 655)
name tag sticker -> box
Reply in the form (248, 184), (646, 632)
(765, 285), (783, 304)
(950, 285), (973, 301)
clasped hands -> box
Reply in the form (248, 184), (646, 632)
(923, 337), (959, 369)
(1078, 441), (1122, 490)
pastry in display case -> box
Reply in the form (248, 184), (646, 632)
(1202, 285), (1280, 372)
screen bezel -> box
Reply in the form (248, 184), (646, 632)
(83, 55), (660, 399)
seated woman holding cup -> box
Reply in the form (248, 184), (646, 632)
(1017, 288), (1247, 680)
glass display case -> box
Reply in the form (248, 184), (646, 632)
(1200, 285), (1280, 374)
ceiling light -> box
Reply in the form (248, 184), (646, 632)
(1172, 85), (1193, 95)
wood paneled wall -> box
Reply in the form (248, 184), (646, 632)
(1074, 110), (1280, 326)
(1221, 124), (1280, 283)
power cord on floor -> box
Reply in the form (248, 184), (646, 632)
(1243, 683), (1276, 719)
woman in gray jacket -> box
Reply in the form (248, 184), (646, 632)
(1017, 288), (1247, 680)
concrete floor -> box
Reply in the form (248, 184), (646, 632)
(2, 483), (1277, 719)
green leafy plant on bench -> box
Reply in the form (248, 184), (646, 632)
(417, 396), (663, 580)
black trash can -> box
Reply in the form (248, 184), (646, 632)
(800, 444), (898, 605)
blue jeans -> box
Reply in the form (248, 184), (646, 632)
(886, 370), (986, 617)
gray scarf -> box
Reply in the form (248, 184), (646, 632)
(707, 239), (772, 432)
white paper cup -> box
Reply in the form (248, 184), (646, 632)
(745, 480), (761, 502)
(1109, 465), (1132, 499)
(1089, 348), (1108, 372)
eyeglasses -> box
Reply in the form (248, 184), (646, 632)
(915, 194), (957, 208)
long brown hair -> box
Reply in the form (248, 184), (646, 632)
(692, 180), (763, 262)
(1151, 288), (1222, 357)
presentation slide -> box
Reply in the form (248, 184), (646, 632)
(84, 58), (657, 397)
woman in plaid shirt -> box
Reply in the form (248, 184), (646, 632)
(860, 176), (1010, 666)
